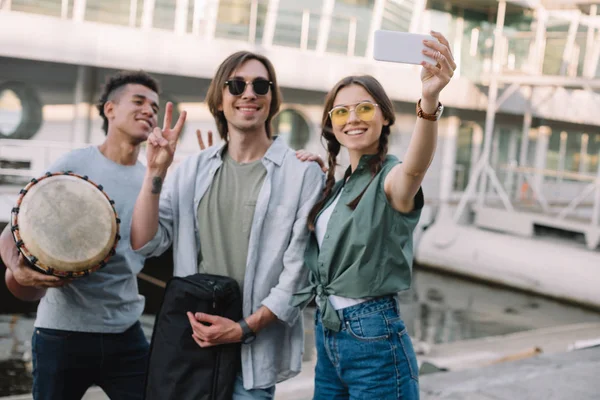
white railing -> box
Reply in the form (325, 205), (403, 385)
(0, 139), (195, 180)
(0, 138), (78, 179)
(482, 164), (600, 228)
(4, 0), (598, 79)
(4, 0), (366, 57)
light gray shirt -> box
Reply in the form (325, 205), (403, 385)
(135, 137), (324, 390)
(35, 146), (146, 333)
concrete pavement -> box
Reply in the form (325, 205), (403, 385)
(420, 346), (600, 400)
(4, 347), (599, 399)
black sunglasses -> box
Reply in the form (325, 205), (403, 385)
(224, 78), (272, 96)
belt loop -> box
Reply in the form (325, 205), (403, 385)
(393, 294), (401, 316)
(336, 308), (345, 326)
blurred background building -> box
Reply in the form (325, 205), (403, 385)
(1, 0), (600, 310)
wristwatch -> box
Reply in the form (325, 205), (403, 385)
(238, 319), (256, 344)
(416, 99), (444, 121)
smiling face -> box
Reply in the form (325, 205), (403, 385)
(219, 59), (272, 137)
(329, 84), (389, 156)
(104, 83), (159, 143)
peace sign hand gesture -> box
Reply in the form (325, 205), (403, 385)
(420, 31), (456, 101)
(147, 102), (187, 172)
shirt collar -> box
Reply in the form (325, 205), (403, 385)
(343, 154), (377, 179)
(207, 136), (286, 167)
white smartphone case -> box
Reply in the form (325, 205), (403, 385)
(373, 30), (436, 65)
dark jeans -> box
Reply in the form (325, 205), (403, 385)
(31, 321), (149, 400)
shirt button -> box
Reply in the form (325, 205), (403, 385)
(325, 234), (329, 239)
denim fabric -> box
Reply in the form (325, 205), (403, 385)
(313, 296), (419, 400)
(232, 374), (275, 400)
(31, 321), (149, 400)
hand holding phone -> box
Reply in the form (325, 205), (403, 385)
(373, 30), (436, 65)
(373, 30), (457, 106)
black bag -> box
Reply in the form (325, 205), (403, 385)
(144, 273), (243, 400)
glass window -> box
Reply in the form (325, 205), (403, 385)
(460, 20), (494, 81)
(329, 0), (375, 56)
(491, 128), (520, 191)
(454, 124), (474, 192)
(10, 0), (65, 18)
(85, 0), (136, 26)
(565, 132), (582, 173)
(588, 134), (600, 174)
(0, 82), (42, 140)
(546, 130), (561, 171)
(381, 0), (416, 32)
(271, 0), (322, 49)
(273, 109), (311, 150)
(0, 90), (23, 137)
(215, 0), (268, 41)
(153, 0), (176, 31)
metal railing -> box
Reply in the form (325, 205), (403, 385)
(3, 0), (598, 78)
(0, 138), (196, 182)
(459, 27), (600, 81)
(481, 164), (600, 227)
(3, 0), (366, 57)
(0, 138), (78, 180)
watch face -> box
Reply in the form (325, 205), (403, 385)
(243, 333), (256, 344)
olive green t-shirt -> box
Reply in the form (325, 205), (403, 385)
(197, 151), (267, 290)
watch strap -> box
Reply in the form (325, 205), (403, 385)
(416, 99), (443, 121)
(238, 318), (255, 343)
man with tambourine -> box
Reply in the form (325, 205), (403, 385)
(0, 71), (161, 400)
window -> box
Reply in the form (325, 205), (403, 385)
(0, 89), (22, 137)
(454, 123), (475, 191)
(273, 109), (311, 150)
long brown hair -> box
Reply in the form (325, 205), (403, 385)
(307, 75), (395, 231)
(206, 51), (282, 141)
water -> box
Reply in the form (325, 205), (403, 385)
(2, 267), (600, 396)
(403, 267), (600, 344)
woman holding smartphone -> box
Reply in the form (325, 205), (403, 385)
(292, 31), (455, 399)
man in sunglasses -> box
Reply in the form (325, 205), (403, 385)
(130, 51), (324, 399)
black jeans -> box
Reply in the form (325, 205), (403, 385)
(31, 321), (149, 400)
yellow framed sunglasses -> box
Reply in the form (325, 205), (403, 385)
(328, 101), (379, 126)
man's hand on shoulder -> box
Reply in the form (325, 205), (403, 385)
(295, 150), (327, 173)
(196, 129), (214, 151)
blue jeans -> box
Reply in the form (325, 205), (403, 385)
(313, 296), (419, 400)
(31, 321), (149, 400)
(232, 373), (275, 400)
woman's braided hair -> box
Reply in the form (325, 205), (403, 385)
(307, 75), (395, 231)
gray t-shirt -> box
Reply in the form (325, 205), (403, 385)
(34, 146), (146, 333)
(197, 151), (266, 290)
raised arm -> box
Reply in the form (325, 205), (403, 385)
(131, 102), (186, 250)
(385, 31), (456, 213)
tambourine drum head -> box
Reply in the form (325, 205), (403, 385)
(16, 175), (118, 274)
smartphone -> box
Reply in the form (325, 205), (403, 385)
(373, 30), (436, 65)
